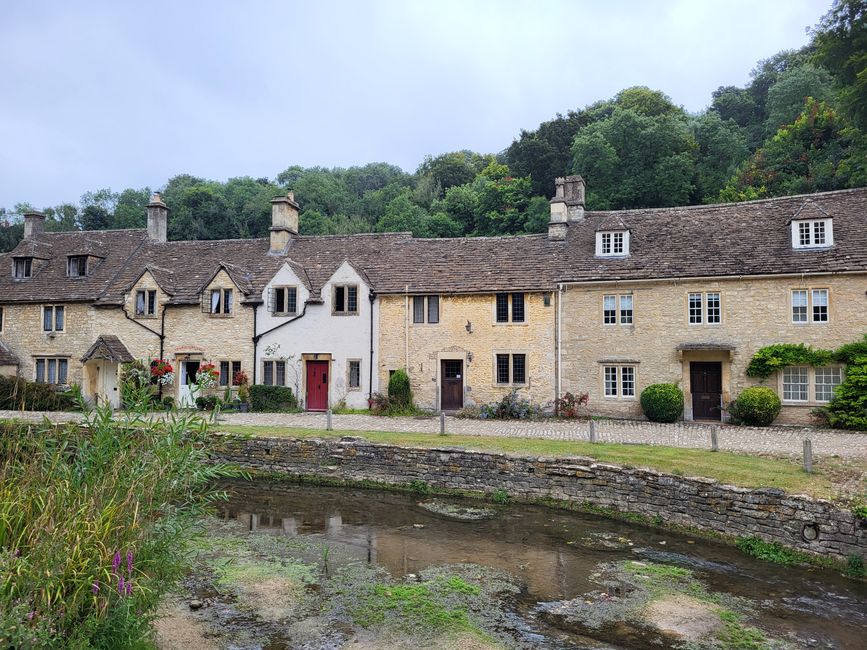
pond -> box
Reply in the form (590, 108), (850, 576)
(157, 479), (867, 649)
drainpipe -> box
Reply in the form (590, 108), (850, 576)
(368, 289), (376, 401)
(404, 285), (409, 372)
(121, 301), (169, 398)
(556, 283), (564, 411)
(252, 300), (311, 384)
(252, 306), (257, 385)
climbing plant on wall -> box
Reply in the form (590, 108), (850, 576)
(746, 343), (835, 379)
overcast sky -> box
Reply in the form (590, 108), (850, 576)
(0, 0), (829, 208)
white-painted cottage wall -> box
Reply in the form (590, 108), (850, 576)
(256, 261), (378, 409)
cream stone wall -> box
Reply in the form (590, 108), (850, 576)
(378, 292), (556, 411)
(559, 273), (867, 423)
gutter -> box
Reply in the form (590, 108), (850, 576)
(558, 269), (867, 288)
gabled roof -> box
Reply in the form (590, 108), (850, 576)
(80, 335), (135, 364)
(789, 200), (831, 223)
(0, 341), (19, 367)
(594, 214), (629, 232)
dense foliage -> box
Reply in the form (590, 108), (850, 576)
(746, 343), (836, 378)
(728, 387), (783, 427)
(0, 376), (77, 411)
(249, 384), (299, 412)
(825, 353), (867, 430)
(2, 2), (864, 251)
(640, 384), (685, 423)
(387, 369), (413, 409)
(0, 404), (239, 647)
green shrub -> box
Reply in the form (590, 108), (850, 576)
(640, 383), (684, 423)
(729, 386), (781, 426)
(161, 395), (175, 411)
(479, 390), (543, 420)
(0, 376), (76, 411)
(735, 536), (809, 565)
(250, 384), (298, 412)
(491, 489), (511, 505)
(387, 369), (413, 409)
(846, 554), (865, 579)
(195, 395), (221, 411)
(825, 354), (867, 431)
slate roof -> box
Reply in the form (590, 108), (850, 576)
(0, 341), (19, 367)
(80, 335), (135, 363)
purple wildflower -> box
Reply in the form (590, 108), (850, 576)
(92, 581), (99, 595)
(13, 549), (20, 557)
(26, 611), (35, 620)
(112, 551), (121, 573)
(126, 550), (134, 575)
(118, 576), (125, 595)
(125, 581), (133, 596)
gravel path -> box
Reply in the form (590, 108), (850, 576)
(3, 409), (866, 459)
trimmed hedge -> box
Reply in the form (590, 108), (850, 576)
(387, 369), (412, 409)
(0, 376), (76, 411)
(250, 384), (298, 412)
(640, 383), (684, 423)
(729, 386), (781, 427)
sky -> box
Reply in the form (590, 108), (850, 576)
(0, 0), (830, 208)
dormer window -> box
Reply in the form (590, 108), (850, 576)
(596, 231), (629, 257)
(67, 256), (88, 277)
(205, 288), (233, 315)
(792, 219), (833, 249)
(13, 257), (32, 279)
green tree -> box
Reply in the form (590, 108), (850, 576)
(112, 188), (150, 229)
(505, 111), (586, 196)
(299, 209), (333, 235)
(691, 112), (750, 201)
(764, 63), (836, 136)
(375, 190), (430, 236)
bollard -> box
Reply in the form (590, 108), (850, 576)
(803, 439), (813, 473)
(590, 419), (597, 443)
(326, 409), (333, 431)
(711, 425), (719, 452)
(440, 412), (446, 435)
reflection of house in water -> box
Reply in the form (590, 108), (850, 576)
(222, 502), (595, 600)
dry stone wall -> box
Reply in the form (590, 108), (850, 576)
(211, 435), (866, 563)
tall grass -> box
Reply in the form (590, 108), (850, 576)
(0, 400), (241, 647)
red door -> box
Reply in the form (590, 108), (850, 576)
(306, 360), (329, 411)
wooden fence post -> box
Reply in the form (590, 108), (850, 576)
(803, 439), (813, 473)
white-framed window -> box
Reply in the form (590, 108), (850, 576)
(348, 359), (361, 390)
(412, 295), (440, 324)
(603, 365), (636, 398)
(35, 357), (68, 384)
(792, 219), (833, 249)
(603, 294), (633, 325)
(206, 288), (233, 315)
(67, 256), (87, 277)
(333, 284), (358, 314)
(135, 289), (157, 316)
(688, 292), (721, 325)
(13, 257), (32, 279)
(219, 361), (242, 387)
(495, 293), (525, 323)
(791, 288), (829, 323)
(42, 305), (64, 332)
(495, 353), (527, 385)
(263, 360), (286, 386)
(781, 365), (843, 403)
(596, 230), (630, 257)
(271, 286), (298, 315)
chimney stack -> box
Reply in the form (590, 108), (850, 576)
(23, 211), (46, 239)
(269, 192), (300, 254)
(146, 193), (168, 243)
(548, 175), (586, 240)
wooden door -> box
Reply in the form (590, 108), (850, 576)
(306, 360), (329, 411)
(691, 362), (722, 420)
(440, 360), (464, 411)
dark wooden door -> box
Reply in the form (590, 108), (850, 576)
(691, 362), (722, 420)
(440, 360), (464, 411)
(306, 360), (329, 411)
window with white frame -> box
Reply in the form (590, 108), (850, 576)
(13, 257), (32, 279)
(333, 285), (358, 314)
(782, 365), (843, 403)
(412, 295), (440, 324)
(67, 256), (87, 277)
(603, 294), (633, 325)
(348, 359), (361, 390)
(495, 293), (525, 323)
(792, 219), (833, 249)
(688, 292), (721, 324)
(603, 365), (636, 398)
(596, 231), (629, 256)
(262, 360), (286, 386)
(207, 288), (233, 315)
(791, 289), (829, 323)
(495, 353), (526, 385)
(135, 289), (157, 317)
(814, 367), (843, 402)
(42, 305), (64, 332)
(35, 357), (68, 384)
(782, 366), (809, 401)
(271, 286), (298, 315)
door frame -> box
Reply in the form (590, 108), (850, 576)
(439, 357), (465, 412)
(690, 361), (723, 421)
(303, 356), (331, 411)
(178, 359), (201, 408)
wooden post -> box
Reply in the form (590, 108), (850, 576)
(440, 412), (446, 435)
(590, 420), (597, 443)
(711, 425), (719, 452)
(803, 439), (813, 473)
(326, 409), (333, 431)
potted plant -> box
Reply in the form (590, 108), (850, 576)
(235, 369), (251, 413)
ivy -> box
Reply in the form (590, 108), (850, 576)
(745, 343), (835, 379)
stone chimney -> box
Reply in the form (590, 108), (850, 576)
(23, 211), (46, 239)
(146, 193), (168, 243)
(548, 175), (586, 240)
(269, 192), (300, 254)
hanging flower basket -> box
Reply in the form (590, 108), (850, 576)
(150, 359), (175, 386)
(196, 362), (219, 390)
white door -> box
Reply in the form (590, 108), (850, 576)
(178, 361), (200, 407)
(100, 362), (120, 409)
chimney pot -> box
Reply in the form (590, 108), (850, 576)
(269, 193), (300, 254)
(23, 211), (46, 239)
(146, 193), (168, 243)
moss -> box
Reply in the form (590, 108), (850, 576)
(715, 610), (772, 649)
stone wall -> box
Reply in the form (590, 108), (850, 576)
(211, 435), (866, 563)
(559, 273), (867, 424)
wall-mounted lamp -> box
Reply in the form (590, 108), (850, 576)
(467, 351), (474, 363)
(465, 320), (473, 334)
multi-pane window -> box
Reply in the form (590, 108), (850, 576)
(42, 305), (64, 332)
(782, 366), (809, 401)
(35, 358), (68, 384)
(263, 360), (286, 386)
(209, 288), (233, 315)
(14, 258), (32, 279)
(495, 293), (525, 323)
(814, 367), (843, 402)
(271, 286), (298, 315)
(348, 360), (361, 390)
(603, 294), (633, 325)
(603, 366), (636, 398)
(334, 285), (358, 314)
(792, 289), (829, 323)
(412, 296), (440, 324)
(793, 219), (832, 248)
(688, 292), (721, 324)
(135, 289), (157, 316)
(219, 361), (242, 387)
(597, 231), (627, 256)
(67, 256), (87, 277)
(495, 353), (527, 385)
